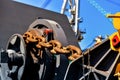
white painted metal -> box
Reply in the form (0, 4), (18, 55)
(61, 0), (80, 35)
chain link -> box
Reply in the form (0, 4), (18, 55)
(23, 29), (82, 61)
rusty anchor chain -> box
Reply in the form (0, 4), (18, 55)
(67, 45), (82, 61)
(23, 29), (82, 61)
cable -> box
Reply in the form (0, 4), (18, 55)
(87, 0), (112, 22)
(40, 0), (51, 8)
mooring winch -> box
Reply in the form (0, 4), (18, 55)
(0, 16), (120, 80)
(0, 19), (82, 80)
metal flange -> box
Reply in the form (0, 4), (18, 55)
(0, 34), (26, 80)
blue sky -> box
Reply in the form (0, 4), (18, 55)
(14, 0), (120, 50)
